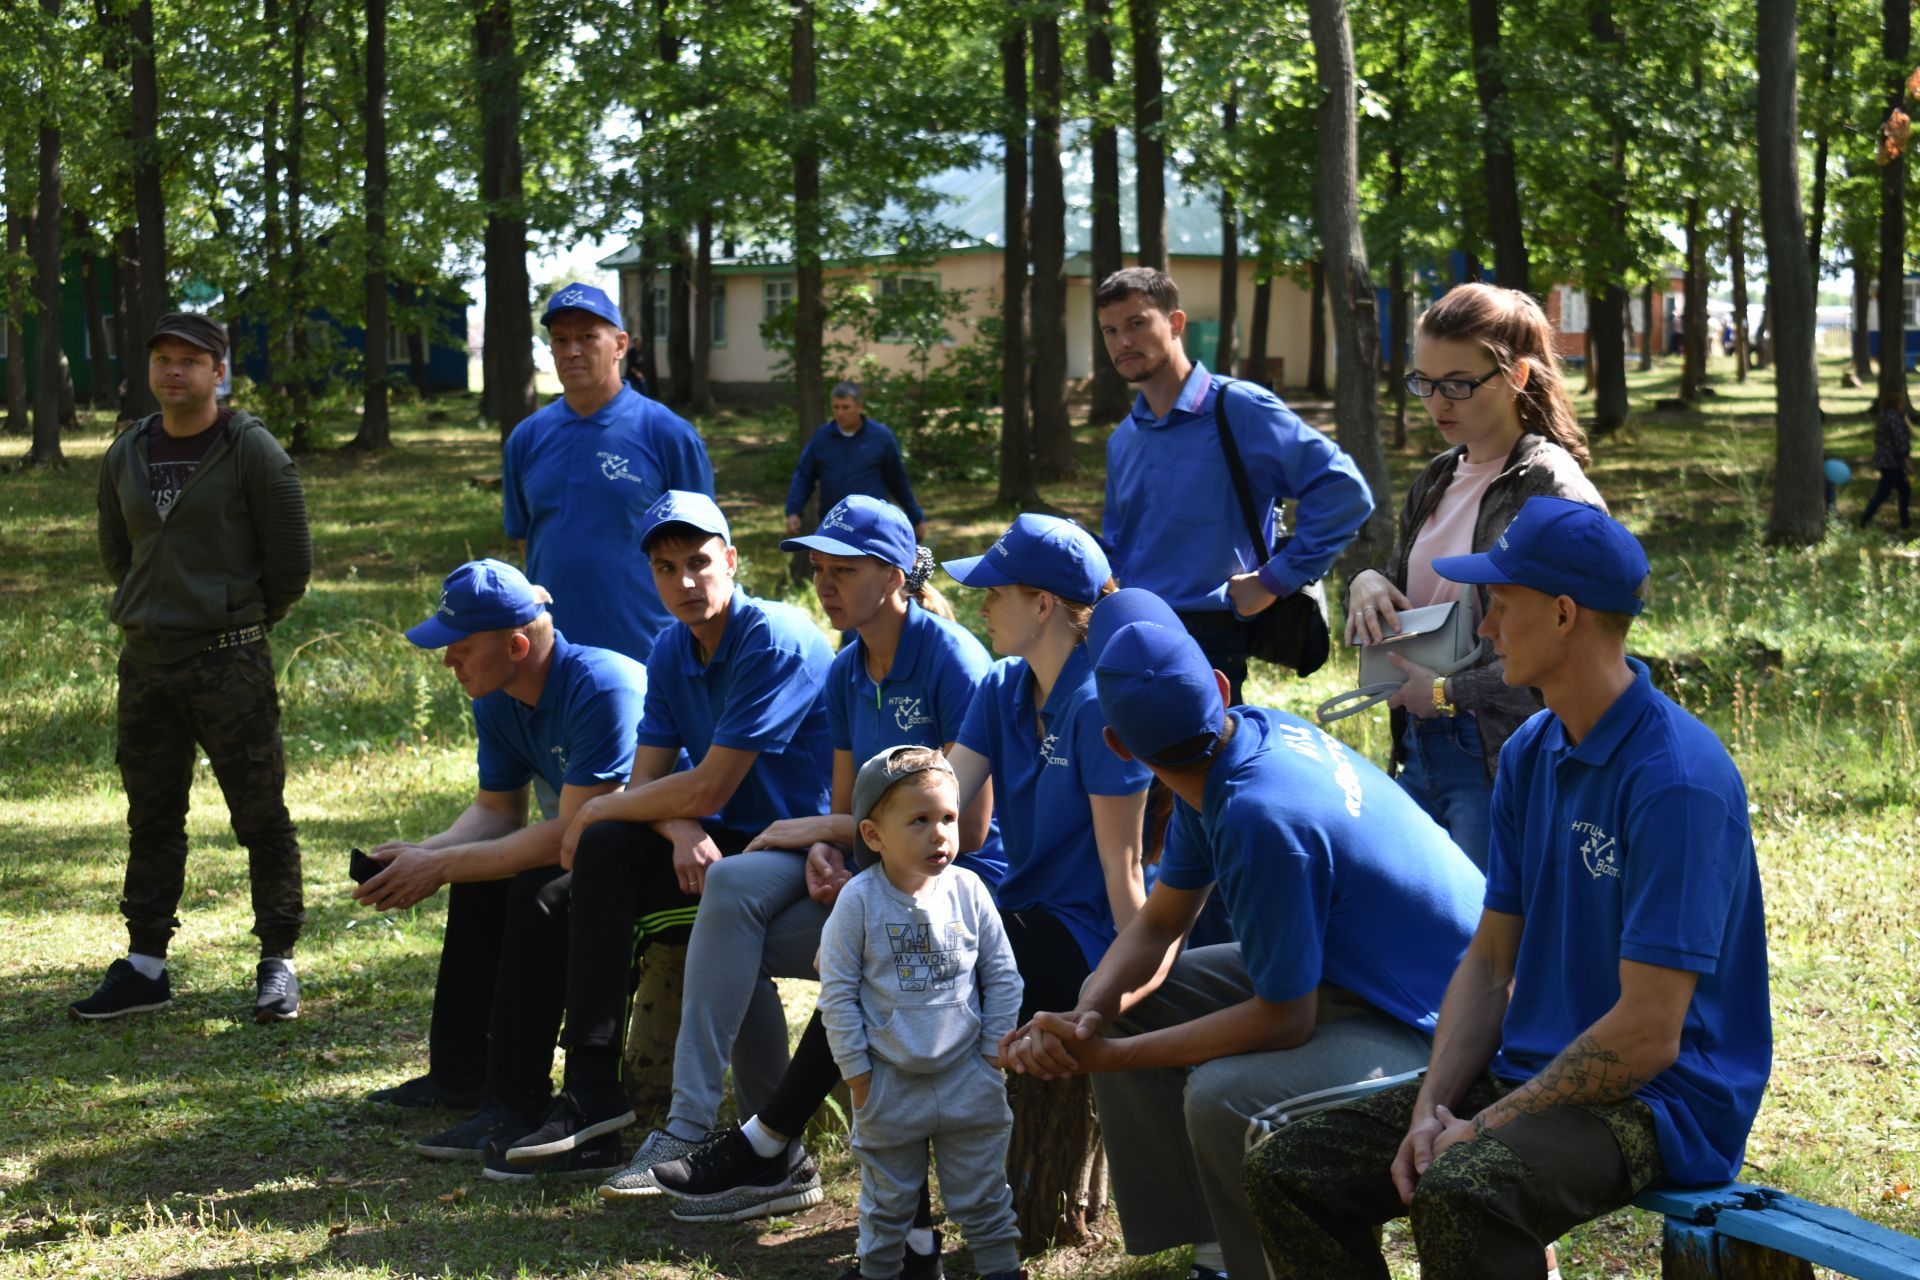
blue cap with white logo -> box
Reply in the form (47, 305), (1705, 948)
(1087, 589), (1226, 766)
(639, 489), (732, 551)
(779, 495), (916, 571)
(407, 558), (547, 649)
(1433, 496), (1649, 615)
(941, 514), (1110, 603)
(540, 281), (624, 331)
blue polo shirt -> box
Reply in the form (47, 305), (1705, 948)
(785, 418), (925, 526)
(473, 632), (647, 820)
(956, 645), (1151, 967)
(1485, 660), (1770, 1186)
(502, 385), (714, 662)
(828, 605), (1006, 889)
(637, 588), (834, 834)
(1158, 707), (1483, 1030)
(1103, 363), (1372, 611)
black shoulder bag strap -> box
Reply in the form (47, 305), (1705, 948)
(1212, 376), (1275, 560)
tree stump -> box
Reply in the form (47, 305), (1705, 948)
(621, 943), (688, 1121)
(1004, 1072), (1109, 1252)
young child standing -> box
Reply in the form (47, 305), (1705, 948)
(819, 746), (1025, 1280)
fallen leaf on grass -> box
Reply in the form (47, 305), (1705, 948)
(328, 1224), (348, 1237)
(436, 1187), (467, 1203)
(1885, 1183), (1912, 1202)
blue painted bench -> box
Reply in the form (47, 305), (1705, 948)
(1633, 1182), (1920, 1278)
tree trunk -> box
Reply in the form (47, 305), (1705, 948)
(1129, 0), (1165, 272)
(1030, 14), (1071, 482)
(1852, 246), (1875, 382)
(1588, 0), (1630, 432)
(1876, 0), (1909, 408)
(400, 281), (430, 396)
(1386, 29), (1409, 447)
(262, 0), (283, 401)
(30, 0), (66, 466)
(1755, 287), (1773, 367)
(478, 0), (534, 439)
(1756, 0), (1823, 545)
(1246, 259), (1273, 389)
(287, 0), (315, 451)
(1638, 280), (1654, 371)
(353, 0), (391, 452)
(1307, 260), (1329, 396)
(1680, 70), (1710, 406)
(5, 204), (29, 432)
(1085, 0), (1127, 423)
(790, 0), (825, 444)
(636, 239), (660, 392)
(1309, 0), (1391, 573)
(128, 0), (163, 421)
(620, 945), (687, 1120)
(666, 228), (693, 406)
(113, 225), (138, 419)
(1006, 1074), (1109, 1251)
(1468, 0), (1530, 295)
(688, 211), (715, 414)
(1215, 91), (1240, 376)
(997, 23), (1033, 506)
(1805, 0), (1838, 275)
(1729, 207), (1750, 385)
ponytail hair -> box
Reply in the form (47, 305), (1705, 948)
(1415, 283), (1590, 468)
(1060, 577), (1121, 642)
(902, 545), (955, 621)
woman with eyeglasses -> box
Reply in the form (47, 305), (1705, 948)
(1343, 283), (1605, 870)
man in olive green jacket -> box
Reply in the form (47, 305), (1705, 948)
(75, 312), (313, 1024)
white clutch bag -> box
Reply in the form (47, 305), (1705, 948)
(1315, 598), (1483, 723)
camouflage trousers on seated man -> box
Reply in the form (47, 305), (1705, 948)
(1243, 1074), (1665, 1280)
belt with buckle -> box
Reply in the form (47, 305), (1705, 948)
(211, 624), (267, 650)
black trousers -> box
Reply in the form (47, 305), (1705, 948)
(1860, 466), (1913, 528)
(115, 643), (304, 957)
(759, 904), (1090, 1137)
(1174, 610), (1250, 706)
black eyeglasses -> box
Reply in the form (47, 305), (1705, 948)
(1405, 370), (1501, 400)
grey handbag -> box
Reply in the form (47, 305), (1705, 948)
(1315, 596), (1483, 723)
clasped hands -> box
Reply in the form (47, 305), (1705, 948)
(1389, 1102), (1483, 1204)
(994, 1009), (1121, 1079)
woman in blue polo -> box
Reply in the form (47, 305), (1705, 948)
(642, 514), (1152, 1237)
(611, 495), (1003, 1207)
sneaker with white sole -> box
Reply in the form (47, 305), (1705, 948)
(502, 1086), (635, 1163)
(254, 958), (299, 1023)
(482, 1131), (624, 1183)
(69, 959), (173, 1021)
(665, 1139), (824, 1224)
(596, 1128), (708, 1201)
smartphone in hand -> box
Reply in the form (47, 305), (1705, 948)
(349, 847), (382, 885)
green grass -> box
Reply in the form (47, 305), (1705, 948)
(0, 352), (1914, 1278)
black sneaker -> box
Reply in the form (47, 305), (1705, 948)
(902, 1237), (945, 1280)
(482, 1131), (625, 1183)
(254, 958), (299, 1023)
(69, 959), (172, 1021)
(662, 1135), (825, 1224)
(502, 1086), (635, 1163)
(366, 1074), (490, 1110)
(415, 1103), (537, 1162)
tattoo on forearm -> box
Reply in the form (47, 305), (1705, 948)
(1486, 1033), (1648, 1127)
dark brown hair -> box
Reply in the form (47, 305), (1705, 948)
(1095, 268), (1180, 315)
(1415, 283), (1590, 467)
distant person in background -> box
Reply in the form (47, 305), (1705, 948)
(504, 282), (713, 664)
(623, 348), (651, 399)
(1343, 283), (1604, 870)
(785, 381), (927, 543)
(78, 312), (312, 1024)
(1858, 394), (1913, 534)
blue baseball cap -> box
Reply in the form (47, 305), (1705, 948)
(407, 558), (547, 648)
(1087, 589), (1226, 767)
(941, 514), (1110, 602)
(639, 489), (732, 551)
(540, 281), (624, 331)
(780, 495), (916, 571)
(1433, 496), (1649, 615)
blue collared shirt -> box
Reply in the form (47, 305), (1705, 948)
(637, 588), (834, 833)
(473, 632), (647, 820)
(785, 418), (925, 526)
(956, 645), (1151, 968)
(502, 386), (715, 662)
(1485, 659), (1771, 1185)
(1158, 707), (1484, 1030)
(827, 605), (1006, 888)
(1103, 362), (1373, 611)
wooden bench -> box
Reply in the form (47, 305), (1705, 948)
(1633, 1181), (1920, 1279)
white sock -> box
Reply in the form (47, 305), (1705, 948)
(262, 956), (295, 973)
(127, 953), (166, 980)
(740, 1115), (787, 1158)
(1191, 1242), (1226, 1274)
(906, 1227), (935, 1256)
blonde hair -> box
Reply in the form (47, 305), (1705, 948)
(1416, 283), (1590, 467)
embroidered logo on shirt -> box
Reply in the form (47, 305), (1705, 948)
(889, 695), (934, 734)
(1574, 821), (1620, 878)
(822, 500), (857, 533)
(551, 744), (569, 772)
(1038, 730), (1069, 768)
(599, 451), (647, 484)
(886, 920), (962, 991)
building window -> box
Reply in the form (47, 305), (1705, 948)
(875, 273), (940, 343)
(386, 325), (429, 364)
(763, 278), (796, 320)
(649, 283), (668, 340)
(645, 284), (728, 347)
(710, 288), (727, 348)
(0, 324), (7, 360)
(1556, 286), (1589, 336)
(1907, 280), (1920, 329)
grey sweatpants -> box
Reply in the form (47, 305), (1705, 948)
(853, 1056), (1020, 1278)
(667, 849), (829, 1135)
(1090, 944), (1434, 1280)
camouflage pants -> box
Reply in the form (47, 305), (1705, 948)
(1244, 1074), (1665, 1280)
(116, 642), (305, 957)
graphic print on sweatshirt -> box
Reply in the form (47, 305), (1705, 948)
(886, 918), (966, 992)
